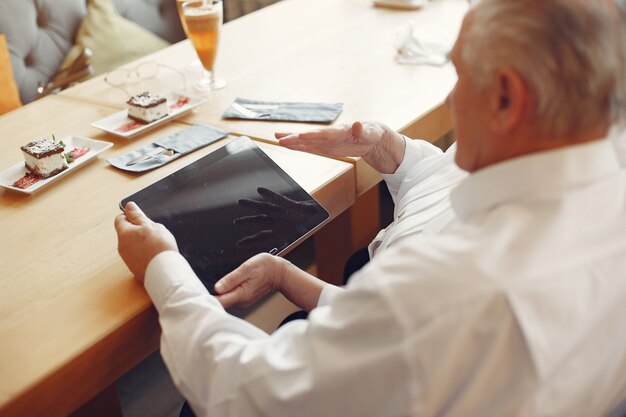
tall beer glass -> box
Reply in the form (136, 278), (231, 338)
(175, 0), (203, 72)
(175, 0), (185, 17)
(182, 0), (226, 91)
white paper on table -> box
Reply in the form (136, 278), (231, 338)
(395, 22), (456, 66)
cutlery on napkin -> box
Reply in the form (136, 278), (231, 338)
(223, 98), (343, 123)
(107, 124), (229, 172)
(126, 146), (175, 166)
(231, 102), (272, 119)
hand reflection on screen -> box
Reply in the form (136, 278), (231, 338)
(233, 187), (318, 248)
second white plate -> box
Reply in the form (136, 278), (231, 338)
(0, 136), (113, 195)
(92, 92), (206, 139)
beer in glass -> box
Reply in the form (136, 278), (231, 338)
(182, 0), (226, 90)
(176, 0), (202, 71)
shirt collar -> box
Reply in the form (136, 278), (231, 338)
(450, 139), (621, 220)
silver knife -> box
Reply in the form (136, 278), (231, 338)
(243, 104), (280, 110)
(232, 102), (271, 118)
(126, 146), (172, 166)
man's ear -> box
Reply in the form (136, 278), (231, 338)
(490, 68), (529, 134)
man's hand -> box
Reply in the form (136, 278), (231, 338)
(114, 202), (179, 283)
(214, 253), (286, 308)
(276, 121), (406, 173)
(276, 121), (382, 158)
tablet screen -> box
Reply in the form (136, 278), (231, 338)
(121, 137), (329, 293)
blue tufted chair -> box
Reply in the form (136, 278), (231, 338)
(0, 0), (185, 104)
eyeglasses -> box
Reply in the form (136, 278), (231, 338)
(104, 61), (188, 95)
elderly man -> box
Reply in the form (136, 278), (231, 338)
(115, 0), (626, 415)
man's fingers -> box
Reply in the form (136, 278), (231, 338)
(277, 133), (303, 147)
(296, 130), (321, 141)
(124, 202), (152, 226)
(214, 291), (241, 309)
(274, 132), (292, 139)
(278, 139), (301, 150)
(279, 134), (327, 150)
(115, 202), (148, 234)
(351, 121), (363, 139)
(114, 213), (132, 234)
(280, 130), (336, 145)
(215, 267), (248, 294)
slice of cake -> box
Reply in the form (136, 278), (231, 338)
(127, 92), (169, 123)
(20, 138), (69, 179)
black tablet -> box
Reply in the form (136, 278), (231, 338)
(120, 137), (329, 293)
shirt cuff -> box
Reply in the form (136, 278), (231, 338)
(317, 284), (345, 307)
(382, 137), (441, 191)
(145, 250), (217, 312)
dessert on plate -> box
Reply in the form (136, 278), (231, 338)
(127, 92), (169, 123)
(12, 136), (92, 190)
(20, 137), (69, 179)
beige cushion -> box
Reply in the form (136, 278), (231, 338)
(61, 0), (169, 79)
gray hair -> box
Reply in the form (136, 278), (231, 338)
(461, 0), (625, 138)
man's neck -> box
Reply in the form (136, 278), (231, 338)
(479, 123), (610, 171)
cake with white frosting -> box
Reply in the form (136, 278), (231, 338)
(127, 92), (169, 123)
(20, 138), (69, 179)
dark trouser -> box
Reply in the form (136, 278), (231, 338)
(342, 247), (370, 285)
(179, 248), (371, 417)
(179, 402), (195, 417)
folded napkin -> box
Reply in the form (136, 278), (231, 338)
(395, 23), (455, 66)
(223, 98), (343, 123)
(107, 124), (228, 172)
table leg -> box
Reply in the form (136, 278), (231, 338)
(314, 186), (381, 285)
(68, 384), (123, 417)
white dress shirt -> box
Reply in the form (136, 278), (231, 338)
(320, 137), (466, 305)
(369, 138), (467, 258)
(145, 138), (626, 417)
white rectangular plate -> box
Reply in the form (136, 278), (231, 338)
(91, 92), (206, 139)
(0, 136), (113, 195)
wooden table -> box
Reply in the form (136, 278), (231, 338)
(0, 0), (466, 414)
(0, 95), (354, 417)
(61, 0), (466, 280)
